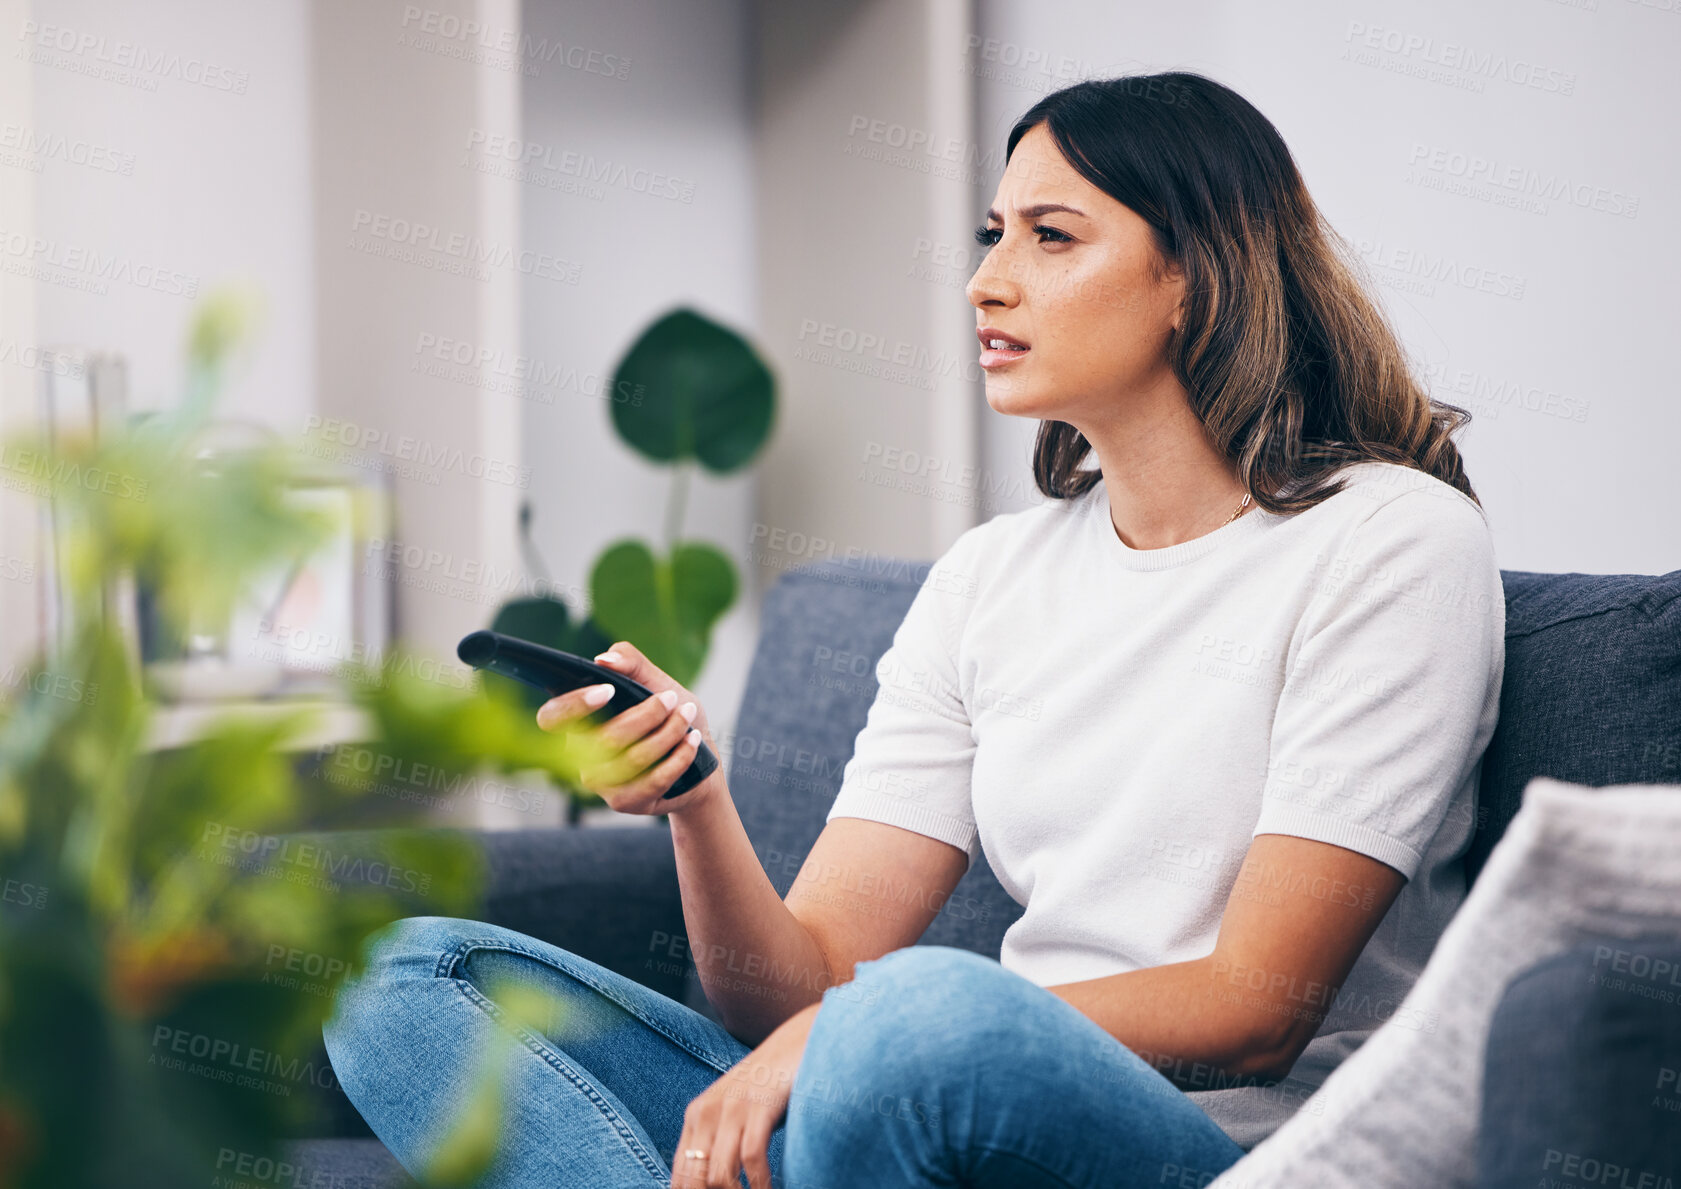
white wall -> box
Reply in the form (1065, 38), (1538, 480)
(974, 0), (1680, 575)
(517, 0), (760, 739)
(0, 0), (41, 669)
(310, 0), (525, 705)
(752, 0), (985, 572)
(25, 0), (314, 426)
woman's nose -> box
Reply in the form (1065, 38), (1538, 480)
(967, 252), (1019, 309)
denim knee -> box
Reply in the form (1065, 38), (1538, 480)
(324, 916), (471, 1047)
(358, 914), (469, 970)
(814, 946), (1021, 1075)
(850, 944), (996, 991)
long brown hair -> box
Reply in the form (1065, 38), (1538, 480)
(1009, 73), (1478, 512)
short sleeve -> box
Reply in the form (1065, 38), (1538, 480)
(824, 527), (988, 871)
(1252, 487), (1505, 880)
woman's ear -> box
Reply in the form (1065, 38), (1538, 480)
(1156, 256), (1188, 331)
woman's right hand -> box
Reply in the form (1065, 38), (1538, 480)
(534, 641), (725, 816)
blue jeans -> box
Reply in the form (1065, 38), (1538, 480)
(322, 916), (1247, 1188)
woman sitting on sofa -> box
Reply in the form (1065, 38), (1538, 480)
(323, 70), (1505, 1189)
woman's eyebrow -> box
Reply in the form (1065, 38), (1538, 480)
(982, 202), (1088, 222)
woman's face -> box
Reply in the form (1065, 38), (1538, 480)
(967, 123), (1185, 427)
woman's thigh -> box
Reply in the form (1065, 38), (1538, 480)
(323, 915), (782, 1187)
(785, 945), (1246, 1189)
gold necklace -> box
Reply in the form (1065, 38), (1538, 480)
(1220, 492), (1253, 527)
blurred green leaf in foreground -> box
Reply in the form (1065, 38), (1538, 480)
(0, 289), (600, 1188)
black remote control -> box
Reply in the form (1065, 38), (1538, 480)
(457, 630), (719, 799)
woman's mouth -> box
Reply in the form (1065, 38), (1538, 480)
(977, 327), (1031, 369)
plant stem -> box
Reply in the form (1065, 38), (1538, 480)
(664, 461), (689, 551)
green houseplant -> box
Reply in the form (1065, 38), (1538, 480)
(0, 292), (611, 1188)
(486, 307), (776, 728)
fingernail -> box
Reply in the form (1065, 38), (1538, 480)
(595, 651), (621, 664)
(679, 701), (697, 723)
(583, 683), (615, 708)
(658, 689), (679, 710)
(686, 728), (701, 747)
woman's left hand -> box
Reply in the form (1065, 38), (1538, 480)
(671, 1001), (821, 1189)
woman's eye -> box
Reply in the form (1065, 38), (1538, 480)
(971, 224), (1071, 248)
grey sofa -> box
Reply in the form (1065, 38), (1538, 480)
(287, 558), (1681, 1187)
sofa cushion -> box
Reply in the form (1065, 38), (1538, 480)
(1477, 937), (1681, 1188)
(281, 1138), (417, 1188)
(1470, 569), (1681, 883)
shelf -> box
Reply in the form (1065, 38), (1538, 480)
(144, 699), (371, 753)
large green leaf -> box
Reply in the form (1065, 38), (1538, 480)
(588, 540), (737, 686)
(490, 594), (573, 648)
(485, 597), (613, 712)
(609, 308), (775, 473)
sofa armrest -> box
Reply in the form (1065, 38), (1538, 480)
(471, 825), (686, 996)
(1478, 937), (1681, 1188)
(311, 823), (687, 998)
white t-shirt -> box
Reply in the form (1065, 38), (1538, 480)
(824, 460), (1506, 1150)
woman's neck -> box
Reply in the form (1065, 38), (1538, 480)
(1078, 403), (1248, 551)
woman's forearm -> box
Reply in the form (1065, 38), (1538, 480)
(667, 781), (836, 1044)
(1046, 957), (1291, 1088)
